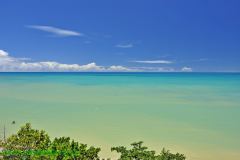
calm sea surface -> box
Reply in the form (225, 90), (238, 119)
(0, 73), (240, 159)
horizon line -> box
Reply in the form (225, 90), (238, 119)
(0, 71), (239, 74)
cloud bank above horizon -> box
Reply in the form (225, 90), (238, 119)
(0, 50), (131, 72)
(0, 50), (191, 72)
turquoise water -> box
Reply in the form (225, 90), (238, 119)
(0, 73), (240, 159)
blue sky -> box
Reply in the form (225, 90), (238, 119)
(0, 0), (240, 72)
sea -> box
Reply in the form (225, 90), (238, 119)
(0, 72), (239, 160)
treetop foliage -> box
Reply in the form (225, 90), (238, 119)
(111, 141), (186, 160)
(0, 123), (186, 160)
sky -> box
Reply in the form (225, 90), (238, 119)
(0, 0), (240, 72)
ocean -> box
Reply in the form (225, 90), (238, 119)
(0, 72), (239, 159)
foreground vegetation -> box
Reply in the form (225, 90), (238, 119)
(0, 123), (186, 160)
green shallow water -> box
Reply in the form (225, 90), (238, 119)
(0, 73), (240, 159)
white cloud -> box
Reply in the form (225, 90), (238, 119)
(0, 50), (132, 72)
(18, 62), (104, 72)
(115, 44), (133, 48)
(0, 50), (181, 72)
(132, 67), (175, 72)
(181, 66), (192, 72)
(107, 65), (132, 71)
(0, 50), (9, 57)
(131, 60), (173, 64)
(27, 25), (83, 37)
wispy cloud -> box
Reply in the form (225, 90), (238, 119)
(199, 58), (208, 61)
(131, 60), (173, 64)
(181, 66), (192, 72)
(131, 66), (175, 72)
(27, 25), (83, 37)
(115, 43), (133, 48)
